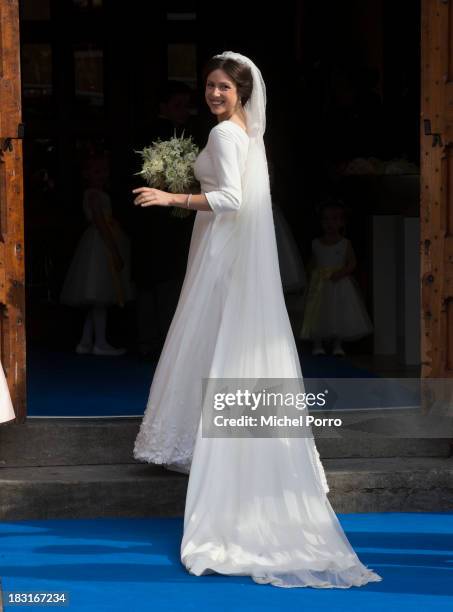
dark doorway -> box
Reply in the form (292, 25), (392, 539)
(20, 0), (420, 416)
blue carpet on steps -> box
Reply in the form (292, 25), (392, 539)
(1, 512), (452, 611)
(27, 345), (417, 417)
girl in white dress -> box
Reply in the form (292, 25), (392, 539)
(132, 51), (382, 589)
(300, 202), (373, 356)
(60, 155), (134, 356)
(0, 360), (15, 424)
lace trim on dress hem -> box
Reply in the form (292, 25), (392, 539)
(133, 446), (191, 473)
(133, 416), (195, 469)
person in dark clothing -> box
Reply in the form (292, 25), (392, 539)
(132, 81), (197, 359)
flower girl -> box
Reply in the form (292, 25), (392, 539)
(300, 200), (373, 356)
(60, 154), (135, 356)
(1, 360), (15, 424)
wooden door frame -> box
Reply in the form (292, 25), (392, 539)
(0, 0), (26, 421)
(420, 0), (453, 378)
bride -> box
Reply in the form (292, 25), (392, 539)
(132, 51), (383, 588)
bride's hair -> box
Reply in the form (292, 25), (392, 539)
(202, 57), (253, 106)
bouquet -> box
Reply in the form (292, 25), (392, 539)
(135, 130), (200, 218)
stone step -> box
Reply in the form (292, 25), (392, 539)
(1, 457), (452, 519)
(1, 417), (451, 467)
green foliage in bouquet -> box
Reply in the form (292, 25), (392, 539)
(135, 129), (200, 218)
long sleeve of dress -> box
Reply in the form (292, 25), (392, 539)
(204, 124), (243, 215)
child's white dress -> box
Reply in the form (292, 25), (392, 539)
(300, 237), (373, 341)
(0, 361), (15, 424)
(61, 188), (135, 306)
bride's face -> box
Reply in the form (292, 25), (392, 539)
(205, 69), (239, 120)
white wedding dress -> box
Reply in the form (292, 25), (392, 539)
(134, 51), (382, 588)
(0, 361), (15, 424)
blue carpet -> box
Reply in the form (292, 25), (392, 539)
(27, 347), (155, 418)
(27, 346), (417, 417)
(1, 513), (452, 611)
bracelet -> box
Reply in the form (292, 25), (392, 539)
(186, 194), (192, 209)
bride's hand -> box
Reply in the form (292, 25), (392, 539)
(133, 187), (173, 207)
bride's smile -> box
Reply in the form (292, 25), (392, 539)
(205, 69), (241, 121)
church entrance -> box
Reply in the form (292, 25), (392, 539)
(0, 0), (448, 421)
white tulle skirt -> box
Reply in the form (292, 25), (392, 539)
(60, 224), (135, 306)
(0, 361), (15, 424)
(180, 417), (383, 589)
